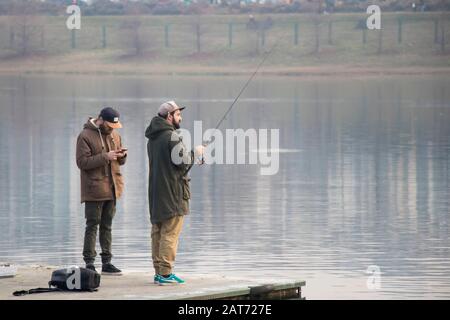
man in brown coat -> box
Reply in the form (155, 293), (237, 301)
(76, 107), (127, 275)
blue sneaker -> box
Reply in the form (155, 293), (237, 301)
(153, 274), (159, 284)
(157, 273), (185, 286)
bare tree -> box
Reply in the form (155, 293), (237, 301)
(245, 16), (274, 56)
(120, 18), (151, 57)
(189, 16), (206, 54)
(193, 22), (203, 53)
(7, 1), (44, 57)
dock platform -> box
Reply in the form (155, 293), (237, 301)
(0, 266), (305, 300)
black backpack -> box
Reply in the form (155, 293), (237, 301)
(13, 267), (100, 296)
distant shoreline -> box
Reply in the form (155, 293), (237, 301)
(1, 52), (449, 78)
(1, 61), (449, 78)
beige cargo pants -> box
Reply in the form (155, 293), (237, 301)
(151, 215), (184, 276)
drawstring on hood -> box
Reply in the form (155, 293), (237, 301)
(85, 117), (113, 151)
(84, 117), (112, 177)
(89, 118), (106, 151)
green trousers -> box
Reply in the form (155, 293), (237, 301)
(83, 200), (116, 264)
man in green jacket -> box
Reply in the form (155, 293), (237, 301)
(145, 101), (204, 285)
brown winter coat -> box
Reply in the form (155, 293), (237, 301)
(76, 118), (126, 203)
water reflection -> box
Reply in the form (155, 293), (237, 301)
(0, 74), (449, 299)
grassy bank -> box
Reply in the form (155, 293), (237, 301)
(0, 12), (449, 75)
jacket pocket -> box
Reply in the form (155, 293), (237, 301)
(88, 175), (103, 181)
(88, 177), (103, 189)
(87, 175), (109, 195)
(181, 177), (191, 200)
(86, 166), (104, 178)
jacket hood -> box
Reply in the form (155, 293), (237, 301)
(83, 117), (109, 150)
(83, 117), (99, 131)
(145, 116), (174, 140)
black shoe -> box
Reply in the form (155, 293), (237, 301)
(85, 263), (96, 273)
(102, 263), (122, 276)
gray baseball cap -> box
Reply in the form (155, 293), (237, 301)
(158, 101), (185, 117)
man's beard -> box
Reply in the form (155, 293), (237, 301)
(100, 123), (113, 134)
(172, 119), (181, 129)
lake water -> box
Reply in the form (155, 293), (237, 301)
(0, 74), (449, 299)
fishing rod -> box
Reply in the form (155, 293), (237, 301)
(211, 37), (281, 134)
(190, 34), (283, 167)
